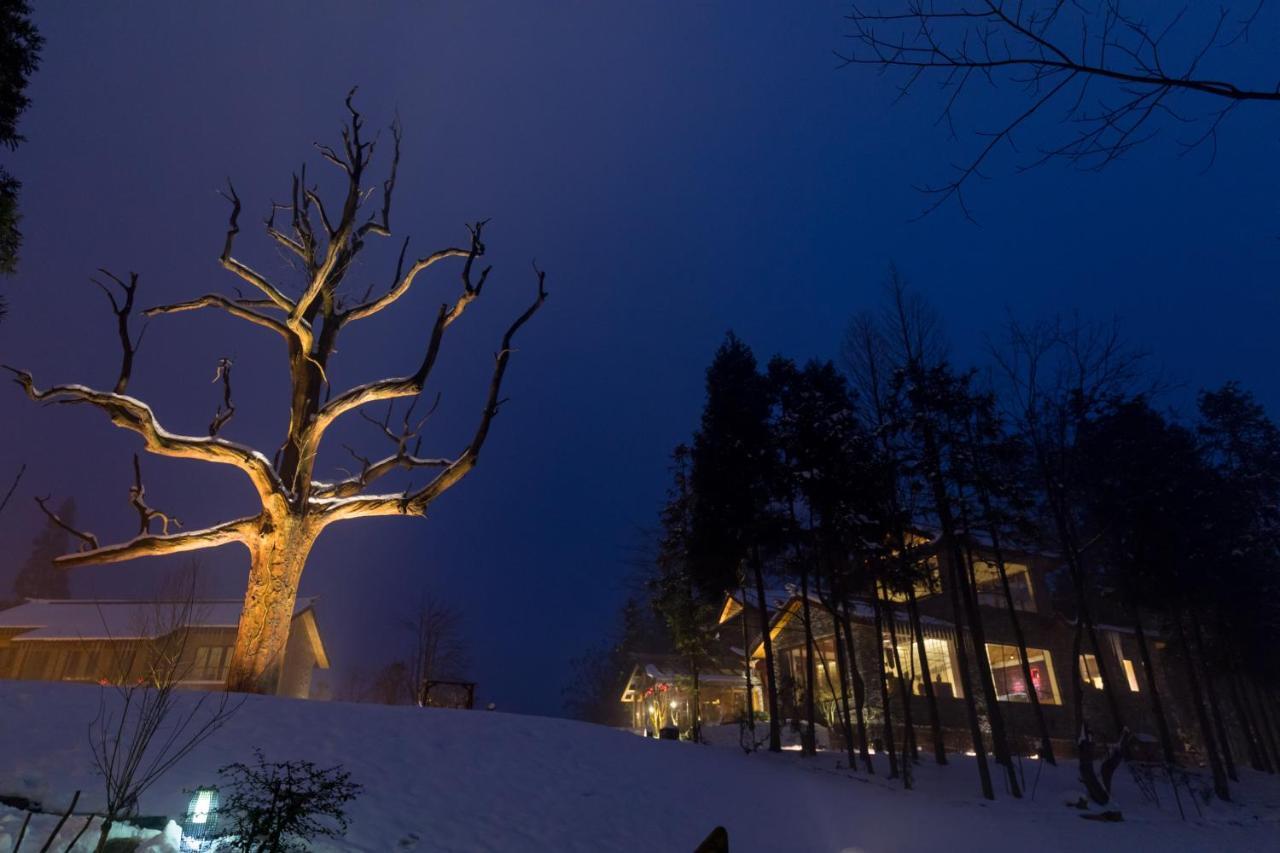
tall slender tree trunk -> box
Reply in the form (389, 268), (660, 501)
(839, 600), (874, 774)
(983, 526), (1056, 765)
(915, 416), (995, 797)
(826, 606), (857, 768)
(690, 659), (702, 743)
(1037, 452), (1126, 740)
(799, 567), (818, 756)
(1227, 669), (1267, 773)
(957, 540), (1022, 797)
(883, 590), (917, 786)
(1249, 681), (1280, 773)
(1176, 617), (1230, 801)
(907, 588), (947, 765)
(227, 519), (314, 693)
(1133, 614), (1176, 766)
(941, 546), (994, 800)
(870, 590), (899, 779)
(751, 557), (783, 752)
(964, 414), (1055, 765)
(972, 504), (1054, 763)
(882, 589), (918, 757)
(737, 585), (757, 749)
(1191, 617), (1237, 782)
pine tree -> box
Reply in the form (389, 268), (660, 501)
(690, 333), (784, 752)
(652, 445), (719, 741)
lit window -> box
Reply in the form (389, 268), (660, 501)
(885, 560), (942, 603)
(972, 562), (1036, 612)
(1122, 659), (1141, 693)
(1079, 654), (1104, 689)
(885, 632), (962, 699)
(987, 643), (1060, 704)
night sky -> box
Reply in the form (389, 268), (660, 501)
(0, 3), (1276, 716)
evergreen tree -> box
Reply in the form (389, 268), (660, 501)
(0, 0), (42, 280)
(652, 445), (719, 741)
(13, 497), (74, 599)
(690, 332), (784, 752)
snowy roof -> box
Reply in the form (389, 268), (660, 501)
(0, 597), (319, 642)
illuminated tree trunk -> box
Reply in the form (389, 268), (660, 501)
(227, 520), (315, 692)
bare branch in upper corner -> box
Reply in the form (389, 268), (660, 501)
(839, 1), (1280, 219)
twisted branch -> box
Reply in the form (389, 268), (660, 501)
(90, 270), (145, 394)
(129, 454), (180, 536)
(208, 357), (236, 436)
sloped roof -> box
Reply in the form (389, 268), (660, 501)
(0, 597), (320, 642)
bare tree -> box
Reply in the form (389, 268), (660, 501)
(5, 92), (547, 693)
(404, 594), (469, 705)
(840, 1), (1280, 219)
(88, 569), (243, 852)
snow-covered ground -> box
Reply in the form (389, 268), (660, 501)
(2, 681), (1278, 852)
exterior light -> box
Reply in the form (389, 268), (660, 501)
(669, 700), (678, 709)
(181, 787), (219, 851)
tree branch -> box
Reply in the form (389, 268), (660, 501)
(218, 180), (296, 313)
(5, 369), (286, 506)
(90, 270), (145, 394)
(144, 294), (291, 340)
(840, 1), (1280, 218)
(129, 453), (181, 536)
(306, 221), (494, 454)
(208, 357), (236, 436)
(0, 462), (24, 516)
(321, 264), (548, 522)
(51, 514), (257, 568)
(34, 494), (99, 551)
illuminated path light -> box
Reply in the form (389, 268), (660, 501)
(181, 787), (220, 851)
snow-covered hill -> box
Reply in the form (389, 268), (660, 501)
(2, 681), (1277, 852)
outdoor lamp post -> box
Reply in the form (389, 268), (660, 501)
(181, 787), (219, 851)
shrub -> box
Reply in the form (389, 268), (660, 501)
(217, 749), (362, 852)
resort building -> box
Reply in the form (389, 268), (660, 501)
(0, 597), (329, 699)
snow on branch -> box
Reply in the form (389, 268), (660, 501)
(4, 371), (286, 505)
(51, 514), (258, 568)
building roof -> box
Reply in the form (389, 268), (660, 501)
(0, 597), (321, 642)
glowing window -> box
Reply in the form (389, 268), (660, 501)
(987, 643), (1060, 705)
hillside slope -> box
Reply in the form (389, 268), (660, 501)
(1, 681), (1277, 852)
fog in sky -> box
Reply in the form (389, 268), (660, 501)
(0, 2), (1276, 714)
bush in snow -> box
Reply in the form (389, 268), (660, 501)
(216, 749), (362, 852)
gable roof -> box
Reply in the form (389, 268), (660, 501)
(0, 597), (321, 642)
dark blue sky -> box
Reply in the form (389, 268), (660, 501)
(0, 3), (1276, 715)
